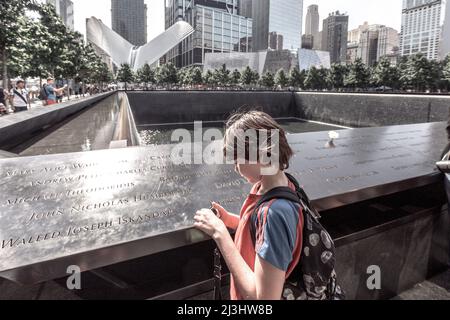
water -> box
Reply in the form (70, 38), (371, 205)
(137, 118), (345, 146)
(15, 95), (123, 156)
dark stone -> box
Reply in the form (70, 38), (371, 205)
(295, 92), (450, 128)
(0, 122), (447, 288)
(0, 92), (114, 151)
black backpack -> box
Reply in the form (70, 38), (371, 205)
(250, 173), (344, 300)
(38, 84), (48, 101)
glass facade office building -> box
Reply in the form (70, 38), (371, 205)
(165, 0), (252, 67)
(252, 0), (303, 52)
(400, 0), (449, 60)
(112, 0), (147, 47)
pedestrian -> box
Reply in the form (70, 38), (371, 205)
(0, 87), (7, 116)
(9, 79), (30, 113)
(45, 77), (66, 105)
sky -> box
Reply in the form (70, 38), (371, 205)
(67, 0), (404, 41)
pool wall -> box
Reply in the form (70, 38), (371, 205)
(126, 91), (450, 128)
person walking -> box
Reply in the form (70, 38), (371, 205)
(9, 79), (30, 113)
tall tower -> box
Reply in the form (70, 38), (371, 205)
(239, 0), (252, 18)
(165, 0), (252, 67)
(252, 0), (303, 52)
(46, 0), (75, 31)
(111, 0), (147, 46)
(400, 0), (448, 60)
(305, 4), (320, 50)
(322, 11), (348, 63)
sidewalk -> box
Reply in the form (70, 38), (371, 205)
(1, 94), (93, 115)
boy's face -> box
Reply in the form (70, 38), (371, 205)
(235, 163), (262, 184)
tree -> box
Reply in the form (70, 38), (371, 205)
(191, 67), (203, 86)
(204, 70), (216, 87)
(442, 54), (450, 91)
(251, 70), (260, 86)
(260, 72), (275, 89)
(328, 63), (348, 91)
(213, 64), (230, 86)
(344, 58), (370, 90)
(289, 68), (305, 89)
(428, 59), (444, 92)
(156, 62), (178, 87)
(116, 63), (135, 90)
(275, 69), (289, 88)
(400, 53), (432, 92)
(371, 57), (399, 90)
(177, 67), (191, 87)
(137, 63), (155, 89)
(241, 66), (254, 86)
(230, 69), (241, 86)
(304, 67), (327, 90)
(0, 0), (37, 86)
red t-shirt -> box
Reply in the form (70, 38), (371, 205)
(230, 180), (304, 300)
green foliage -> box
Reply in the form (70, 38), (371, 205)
(230, 69), (241, 86)
(371, 57), (398, 89)
(156, 62), (178, 85)
(289, 68), (305, 89)
(304, 66), (328, 90)
(328, 63), (348, 90)
(275, 69), (289, 88)
(137, 63), (155, 87)
(191, 67), (203, 85)
(240, 66), (259, 86)
(116, 63), (135, 89)
(345, 58), (370, 89)
(260, 72), (275, 88)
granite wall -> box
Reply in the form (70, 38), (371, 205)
(126, 91), (298, 125)
(295, 92), (450, 128)
(127, 91), (450, 128)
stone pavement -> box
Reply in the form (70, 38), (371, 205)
(393, 269), (450, 300)
(1, 94), (91, 115)
(0, 269), (449, 300)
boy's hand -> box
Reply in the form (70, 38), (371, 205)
(194, 208), (228, 241)
(211, 202), (229, 220)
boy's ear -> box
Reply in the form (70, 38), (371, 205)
(260, 164), (279, 176)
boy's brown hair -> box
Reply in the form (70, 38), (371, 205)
(223, 110), (294, 170)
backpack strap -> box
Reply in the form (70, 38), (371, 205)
(13, 89), (28, 105)
(250, 173), (320, 246)
(250, 186), (301, 246)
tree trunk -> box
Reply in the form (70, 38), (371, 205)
(2, 48), (8, 90)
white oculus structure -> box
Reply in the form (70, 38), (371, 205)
(86, 17), (195, 71)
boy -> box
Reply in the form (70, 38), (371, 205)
(194, 111), (304, 300)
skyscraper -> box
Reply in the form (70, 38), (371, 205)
(377, 27), (399, 59)
(165, 0), (252, 67)
(111, 0), (147, 46)
(358, 29), (380, 66)
(252, 0), (303, 52)
(400, 0), (449, 60)
(304, 4), (321, 50)
(239, 0), (252, 18)
(322, 11), (348, 64)
(47, 0), (74, 31)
